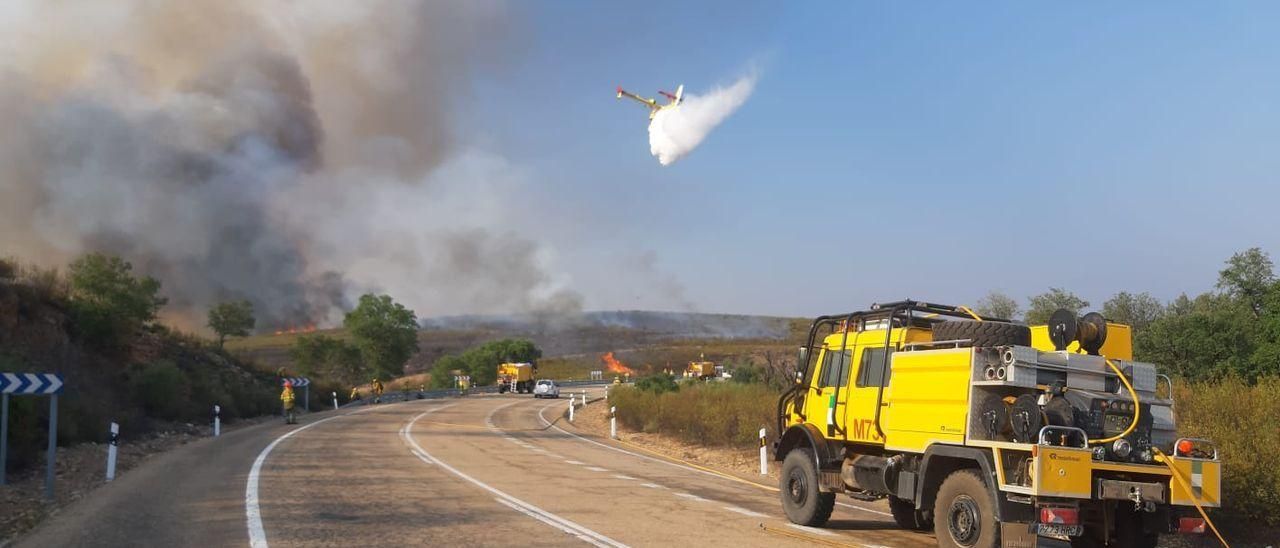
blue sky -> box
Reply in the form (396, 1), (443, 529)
(462, 2), (1280, 317)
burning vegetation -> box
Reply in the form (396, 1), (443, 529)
(600, 351), (635, 375)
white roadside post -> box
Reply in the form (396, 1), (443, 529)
(332, 391), (339, 410)
(610, 406), (617, 439)
(569, 394), (575, 422)
(581, 390), (587, 406)
(213, 405), (221, 437)
(759, 427), (768, 475)
(105, 422), (119, 482)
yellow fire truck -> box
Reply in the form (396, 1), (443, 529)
(774, 300), (1221, 548)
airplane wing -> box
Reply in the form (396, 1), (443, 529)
(616, 86), (658, 108)
(617, 84), (682, 120)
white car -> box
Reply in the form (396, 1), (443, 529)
(533, 379), (560, 398)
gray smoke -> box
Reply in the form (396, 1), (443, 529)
(0, 1), (583, 329)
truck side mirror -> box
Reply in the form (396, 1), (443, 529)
(797, 346), (809, 367)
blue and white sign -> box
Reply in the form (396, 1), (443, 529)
(0, 373), (64, 395)
(281, 377), (310, 387)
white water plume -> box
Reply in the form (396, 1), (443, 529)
(648, 72), (757, 165)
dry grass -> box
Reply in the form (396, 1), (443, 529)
(609, 381), (778, 448)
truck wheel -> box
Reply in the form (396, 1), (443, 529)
(889, 495), (933, 531)
(931, 320), (1031, 348)
(780, 448), (835, 526)
(933, 469), (999, 548)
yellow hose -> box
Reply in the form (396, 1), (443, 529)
(958, 305), (984, 321)
(1153, 448), (1230, 547)
(1088, 358), (1139, 445)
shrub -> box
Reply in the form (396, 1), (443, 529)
(131, 360), (190, 420)
(611, 382), (776, 447)
(0, 257), (15, 281)
(635, 373), (679, 394)
(15, 263), (69, 303)
(1174, 376), (1280, 527)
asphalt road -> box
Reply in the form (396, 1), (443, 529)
(16, 390), (937, 547)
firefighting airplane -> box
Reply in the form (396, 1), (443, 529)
(616, 84), (684, 120)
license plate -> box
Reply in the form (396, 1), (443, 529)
(1035, 523), (1084, 537)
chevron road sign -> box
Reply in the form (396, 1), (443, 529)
(0, 372), (64, 395)
(2, 371), (64, 498)
(281, 377), (310, 387)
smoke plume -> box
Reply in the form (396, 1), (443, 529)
(648, 71), (758, 166)
(0, 1), (584, 329)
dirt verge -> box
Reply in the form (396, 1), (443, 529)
(0, 415), (276, 545)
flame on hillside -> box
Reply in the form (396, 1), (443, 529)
(274, 325), (318, 336)
(601, 352), (634, 375)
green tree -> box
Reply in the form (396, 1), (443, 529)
(68, 253), (167, 348)
(428, 339), (543, 388)
(1025, 288), (1090, 325)
(461, 339), (542, 386)
(291, 335), (365, 386)
(343, 294), (419, 379)
(429, 355), (469, 389)
(974, 291), (1020, 321)
(1135, 292), (1259, 381)
(1101, 291), (1164, 331)
(1217, 247), (1275, 318)
(207, 300), (255, 348)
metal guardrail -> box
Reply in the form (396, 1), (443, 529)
(340, 379), (614, 408)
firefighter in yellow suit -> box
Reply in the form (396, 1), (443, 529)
(371, 377), (384, 404)
(281, 380), (297, 424)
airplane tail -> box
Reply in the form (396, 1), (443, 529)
(674, 84), (683, 105)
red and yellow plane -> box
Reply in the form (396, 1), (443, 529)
(616, 84), (684, 120)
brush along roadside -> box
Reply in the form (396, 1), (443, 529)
(572, 393), (780, 483)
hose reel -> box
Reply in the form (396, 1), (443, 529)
(1047, 309), (1108, 354)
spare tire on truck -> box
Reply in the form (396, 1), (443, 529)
(931, 320), (1031, 347)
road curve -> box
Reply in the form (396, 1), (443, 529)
(15, 390), (937, 547)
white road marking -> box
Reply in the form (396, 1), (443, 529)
(565, 460), (586, 465)
(536, 401), (893, 518)
(640, 483), (665, 489)
(585, 466), (610, 472)
(404, 408), (627, 548)
(722, 506), (767, 518)
(788, 524), (838, 537)
(675, 493), (711, 503)
(246, 402), (412, 548)
(611, 474), (638, 481)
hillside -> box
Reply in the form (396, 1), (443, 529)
(227, 311), (807, 380)
(0, 271), (285, 471)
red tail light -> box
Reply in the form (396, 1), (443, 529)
(1178, 517), (1206, 534)
(1040, 507), (1079, 525)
